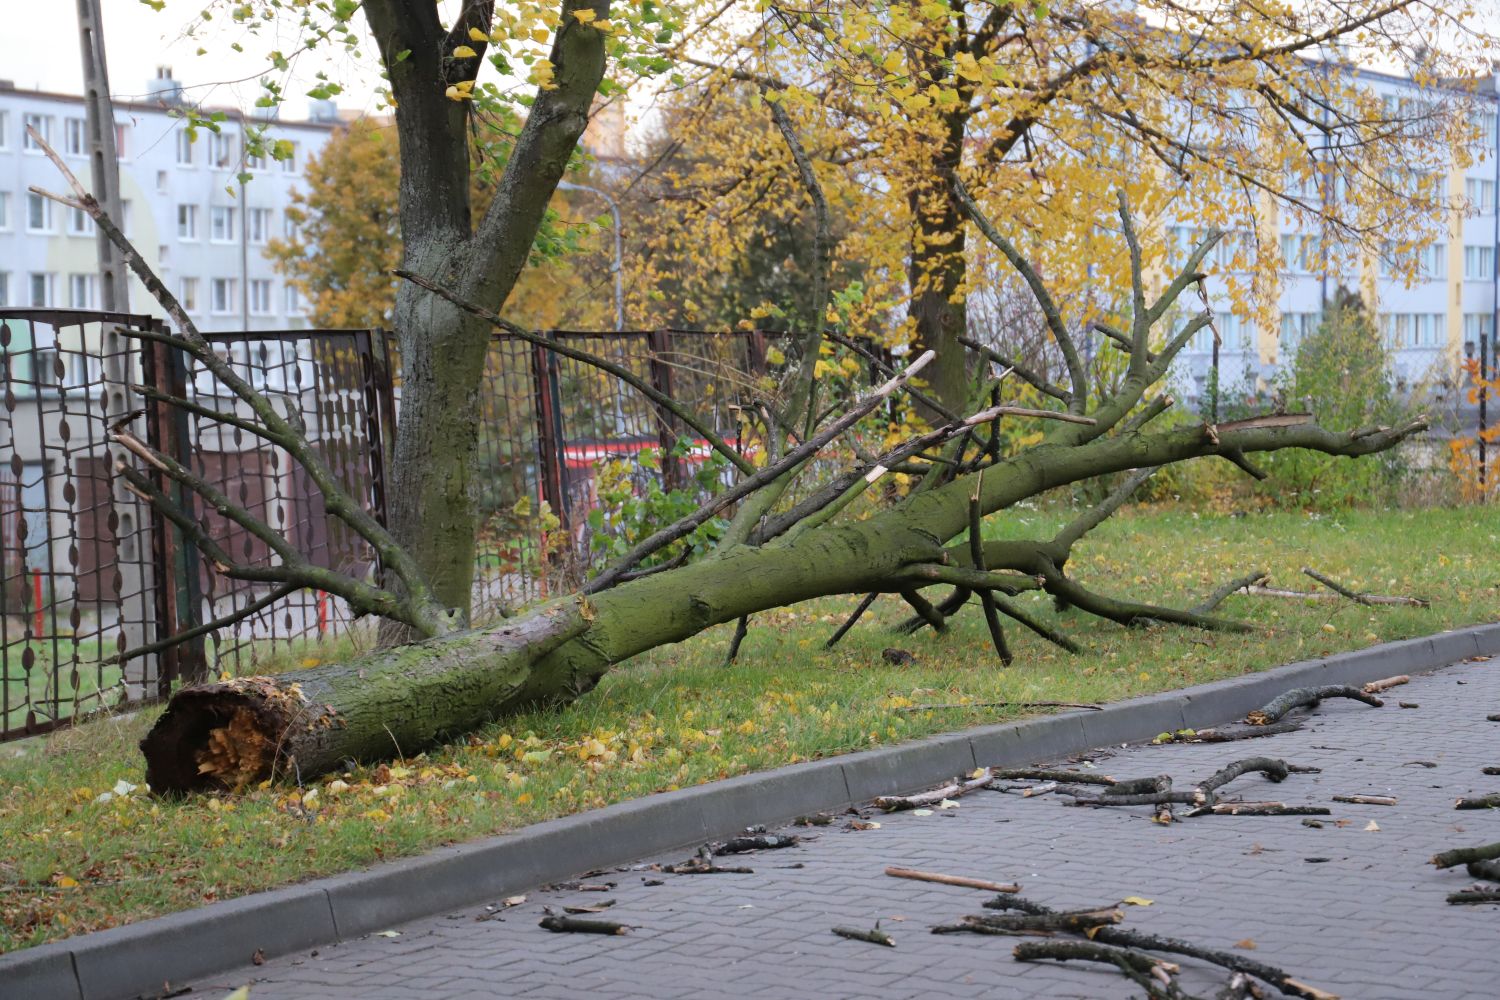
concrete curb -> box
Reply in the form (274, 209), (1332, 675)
(6, 622), (1499, 1000)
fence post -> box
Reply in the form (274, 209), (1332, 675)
(356, 329), (396, 530)
(648, 328), (681, 489)
(531, 335), (570, 533)
(141, 324), (207, 686)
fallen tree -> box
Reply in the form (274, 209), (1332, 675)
(30, 112), (1426, 794)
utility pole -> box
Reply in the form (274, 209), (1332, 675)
(76, 0), (130, 311)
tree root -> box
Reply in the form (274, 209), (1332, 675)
(1247, 686), (1382, 726)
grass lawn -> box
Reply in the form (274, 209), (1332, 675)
(0, 504), (1494, 953)
(1, 638), (118, 735)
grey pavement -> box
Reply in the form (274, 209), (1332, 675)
(197, 657), (1500, 1000)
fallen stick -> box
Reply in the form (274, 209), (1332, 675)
(1489, 715), (1500, 723)
(539, 914), (629, 935)
(1482, 767), (1500, 775)
(1447, 889), (1500, 905)
(1431, 842), (1500, 869)
(832, 924), (895, 947)
(1362, 675), (1409, 694)
(1191, 571), (1270, 614)
(1332, 794), (1396, 806)
(663, 860), (755, 874)
(562, 899), (616, 914)
(1301, 567), (1429, 607)
(1193, 802), (1331, 817)
(1247, 686), (1383, 726)
(1455, 794), (1500, 810)
(1104, 775), (1172, 796)
(1012, 939), (1182, 996)
(714, 834), (799, 854)
(885, 866), (1020, 893)
(873, 768), (996, 811)
(933, 907), (1123, 937)
(1021, 781), (1058, 797)
(1074, 759), (1293, 810)
(1179, 721), (1304, 742)
(990, 768), (1116, 785)
(895, 700), (1103, 712)
(989, 897), (1339, 999)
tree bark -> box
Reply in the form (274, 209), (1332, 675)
(139, 416), (1423, 792)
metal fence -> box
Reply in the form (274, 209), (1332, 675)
(0, 310), (774, 741)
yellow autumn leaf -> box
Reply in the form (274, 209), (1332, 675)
(1120, 896), (1153, 906)
(222, 989), (251, 1000)
(571, 8), (597, 24)
(57, 876), (79, 888)
(467, 27), (488, 41)
(452, 45), (478, 59)
(764, 346), (786, 365)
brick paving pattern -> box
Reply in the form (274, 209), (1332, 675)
(199, 657), (1500, 999)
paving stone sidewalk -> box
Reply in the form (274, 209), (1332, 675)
(199, 657), (1500, 1000)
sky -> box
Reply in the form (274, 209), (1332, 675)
(1, 2), (388, 121)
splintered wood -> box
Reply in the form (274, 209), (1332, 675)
(196, 707), (273, 792)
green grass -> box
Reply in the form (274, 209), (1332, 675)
(0, 504), (1494, 953)
(1, 638), (118, 734)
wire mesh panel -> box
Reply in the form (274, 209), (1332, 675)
(181, 330), (393, 673)
(0, 309), (163, 740)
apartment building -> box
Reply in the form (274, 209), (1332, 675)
(0, 70), (336, 331)
(1173, 69), (1500, 396)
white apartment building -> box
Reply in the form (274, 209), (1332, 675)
(1171, 68), (1500, 396)
(0, 70), (336, 331)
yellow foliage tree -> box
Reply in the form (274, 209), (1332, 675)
(268, 120), (612, 332)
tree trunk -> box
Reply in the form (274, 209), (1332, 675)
(139, 416), (1420, 793)
(907, 109), (973, 412)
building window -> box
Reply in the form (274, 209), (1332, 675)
(280, 142), (299, 172)
(248, 208), (272, 245)
(1378, 312), (1446, 349)
(176, 129), (195, 166)
(1279, 232), (1320, 273)
(67, 206), (94, 237)
(210, 206), (236, 243)
(22, 113), (51, 151)
(1464, 313), (1494, 345)
(1475, 109), (1499, 148)
(68, 273), (97, 310)
(0, 192), (9, 230)
(210, 131), (236, 168)
(1279, 312), (1319, 354)
(1380, 241), (1445, 279)
(29, 273), (55, 307)
(26, 192), (52, 232)
(282, 211), (300, 241)
(64, 117), (86, 156)
(180, 277), (200, 313)
(0, 110), (8, 150)
(284, 283), (304, 315)
(1465, 245), (1495, 281)
(250, 279), (273, 315)
(0, 272), (9, 306)
(114, 123), (128, 159)
(246, 151), (268, 171)
(210, 278), (237, 314)
(1467, 178), (1496, 215)
(177, 204), (199, 241)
